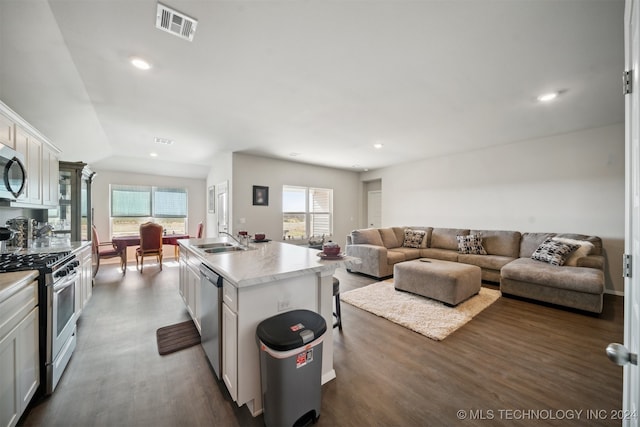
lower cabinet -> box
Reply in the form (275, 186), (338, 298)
(75, 245), (93, 318)
(222, 301), (238, 402)
(178, 247), (201, 333)
(186, 264), (200, 332)
(0, 281), (39, 427)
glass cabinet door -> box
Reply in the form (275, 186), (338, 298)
(48, 161), (93, 242)
(50, 169), (73, 239)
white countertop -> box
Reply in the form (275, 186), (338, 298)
(180, 238), (361, 288)
(0, 270), (39, 304)
(4, 240), (91, 255)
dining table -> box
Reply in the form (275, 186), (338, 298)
(112, 233), (190, 272)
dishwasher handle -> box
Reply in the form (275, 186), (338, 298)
(200, 264), (223, 287)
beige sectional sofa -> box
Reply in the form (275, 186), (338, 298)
(345, 227), (605, 313)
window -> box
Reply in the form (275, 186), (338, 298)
(110, 184), (188, 236)
(283, 186), (333, 240)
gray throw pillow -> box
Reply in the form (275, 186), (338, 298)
(456, 234), (487, 255)
(531, 237), (579, 266)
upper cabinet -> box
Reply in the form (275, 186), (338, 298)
(0, 111), (15, 149)
(1, 100), (60, 209)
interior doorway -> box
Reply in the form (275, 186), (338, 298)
(363, 179), (382, 228)
(216, 181), (229, 235)
(367, 190), (381, 228)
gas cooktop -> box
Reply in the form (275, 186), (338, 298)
(0, 251), (72, 272)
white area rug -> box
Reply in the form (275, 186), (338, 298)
(341, 281), (501, 341)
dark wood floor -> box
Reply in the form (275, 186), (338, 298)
(20, 260), (624, 427)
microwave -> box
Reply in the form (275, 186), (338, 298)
(0, 145), (26, 201)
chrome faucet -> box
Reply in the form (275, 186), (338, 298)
(220, 231), (248, 248)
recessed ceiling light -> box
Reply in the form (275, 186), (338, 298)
(373, 143), (383, 149)
(537, 92), (559, 102)
(131, 57), (151, 70)
(150, 152), (158, 158)
(289, 152), (301, 157)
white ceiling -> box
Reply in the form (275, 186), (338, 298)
(0, 0), (625, 179)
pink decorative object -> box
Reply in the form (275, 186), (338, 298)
(322, 241), (341, 256)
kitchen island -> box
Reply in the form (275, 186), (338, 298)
(178, 237), (360, 417)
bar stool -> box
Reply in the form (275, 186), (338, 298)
(333, 277), (342, 330)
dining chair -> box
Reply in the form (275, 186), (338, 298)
(136, 222), (164, 272)
(92, 225), (124, 276)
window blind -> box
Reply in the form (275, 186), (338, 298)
(111, 185), (151, 217)
(111, 185), (187, 218)
(153, 187), (188, 218)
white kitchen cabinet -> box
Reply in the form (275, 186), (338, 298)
(178, 248), (187, 302)
(15, 126), (42, 205)
(222, 301), (238, 402)
(186, 263), (201, 332)
(178, 246), (202, 333)
(0, 112), (15, 149)
(41, 144), (59, 207)
(75, 245), (92, 318)
(1, 101), (60, 208)
(0, 281), (39, 427)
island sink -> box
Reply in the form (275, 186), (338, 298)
(194, 241), (255, 254)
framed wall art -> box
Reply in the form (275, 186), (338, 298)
(252, 185), (269, 206)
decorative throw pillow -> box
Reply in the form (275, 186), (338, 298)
(552, 237), (595, 267)
(531, 237), (580, 266)
(403, 229), (426, 248)
(456, 234), (487, 255)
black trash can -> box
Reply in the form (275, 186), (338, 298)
(257, 309), (327, 427)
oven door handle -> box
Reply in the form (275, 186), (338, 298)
(52, 271), (77, 292)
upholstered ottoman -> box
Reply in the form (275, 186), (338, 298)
(394, 259), (482, 306)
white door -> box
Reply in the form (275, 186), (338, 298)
(367, 190), (382, 228)
(216, 181), (229, 235)
(608, 1), (640, 424)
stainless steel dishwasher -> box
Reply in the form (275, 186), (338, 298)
(200, 263), (223, 379)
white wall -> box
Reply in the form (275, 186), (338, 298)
(361, 124), (625, 294)
(92, 169), (206, 259)
(230, 153), (361, 245)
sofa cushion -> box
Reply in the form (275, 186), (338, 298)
(389, 247), (421, 262)
(403, 229), (427, 248)
(379, 228), (401, 248)
(458, 254), (516, 271)
(386, 250), (407, 265)
(531, 237), (580, 266)
(431, 228), (469, 250)
(351, 228), (384, 246)
(501, 258), (604, 294)
(471, 229), (521, 258)
(519, 232), (556, 258)
(456, 234), (487, 254)
(552, 237), (595, 267)
(392, 227), (407, 246)
(419, 248), (459, 262)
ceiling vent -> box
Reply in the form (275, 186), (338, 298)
(156, 3), (198, 42)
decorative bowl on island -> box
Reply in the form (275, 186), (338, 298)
(322, 242), (341, 256)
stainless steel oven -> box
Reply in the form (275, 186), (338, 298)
(48, 265), (78, 393)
